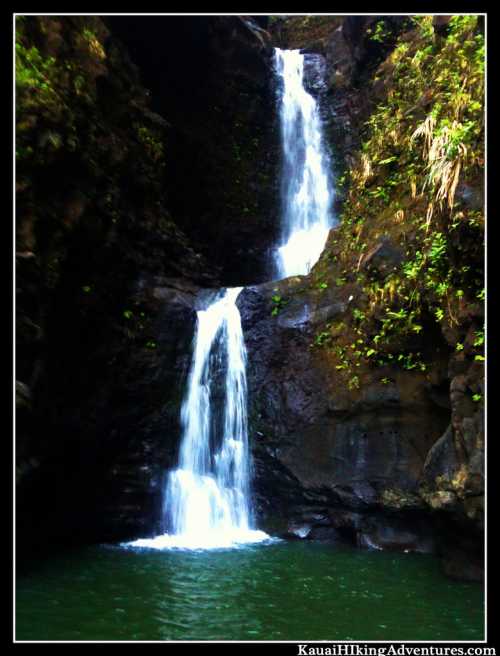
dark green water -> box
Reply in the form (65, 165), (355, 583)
(16, 541), (484, 641)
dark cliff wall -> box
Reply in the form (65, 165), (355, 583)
(105, 16), (280, 286)
(15, 15), (279, 556)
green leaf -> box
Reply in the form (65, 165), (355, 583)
(379, 156), (398, 165)
(473, 331), (484, 347)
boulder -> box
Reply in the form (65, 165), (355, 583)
(359, 237), (405, 279)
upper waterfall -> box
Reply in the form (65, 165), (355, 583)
(274, 48), (335, 279)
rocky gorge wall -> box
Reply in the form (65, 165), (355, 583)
(15, 15), (279, 557)
(251, 15), (484, 580)
(15, 15), (484, 581)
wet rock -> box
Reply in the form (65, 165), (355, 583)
(16, 381), (32, 410)
(240, 274), (450, 535)
(359, 237), (405, 279)
(357, 514), (435, 554)
(326, 25), (356, 87)
(456, 181), (484, 211)
(303, 52), (329, 96)
(309, 526), (342, 541)
(288, 522), (312, 539)
(420, 425), (459, 485)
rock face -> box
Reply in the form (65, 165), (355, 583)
(233, 256), (482, 580)
(15, 15), (211, 556)
(16, 15), (279, 554)
(237, 277), (449, 550)
(256, 15), (484, 580)
(105, 15), (281, 286)
(17, 276), (200, 553)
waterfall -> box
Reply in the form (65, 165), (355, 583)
(126, 48), (335, 553)
(274, 48), (335, 278)
(128, 288), (269, 549)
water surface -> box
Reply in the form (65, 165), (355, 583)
(16, 542), (484, 641)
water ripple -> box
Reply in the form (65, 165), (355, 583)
(16, 542), (484, 641)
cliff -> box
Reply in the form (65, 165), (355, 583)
(249, 15), (484, 580)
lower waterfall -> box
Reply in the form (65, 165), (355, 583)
(128, 287), (269, 549)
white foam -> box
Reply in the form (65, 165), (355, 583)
(123, 529), (273, 551)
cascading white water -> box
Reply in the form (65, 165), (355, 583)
(274, 48), (335, 279)
(126, 48), (335, 553)
(128, 288), (269, 550)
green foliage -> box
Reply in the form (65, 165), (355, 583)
(135, 125), (164, 162)
(379, 156), (398, 165)
(411, 16), (435, 40)
(15, 17), (104, 166)
(352, 308), (366, 323)
(403, 253), (423, 280)
(271, 294), (288, 317)
(81, 27), (106, 59)
(428, 232), (447, 264)
(348, 375), (360, 390)
(473, 330), (484, 347)
(367, 20), (391, 44)
(314, 331), (331, 347)
(322, 14), (484, 384)
(16, 44), (53, 87)
(15, 41), (59, 110)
